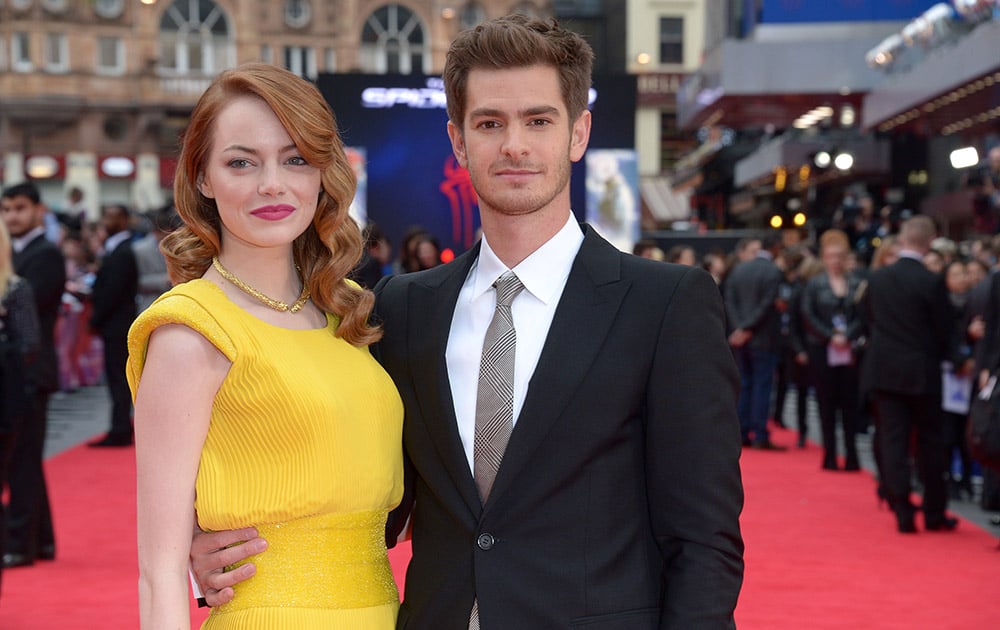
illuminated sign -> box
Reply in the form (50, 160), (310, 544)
(361, 76), (598, 109)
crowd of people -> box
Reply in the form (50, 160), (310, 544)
(637, 208), (1000, 534)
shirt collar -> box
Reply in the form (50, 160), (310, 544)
(897, 248), (924, 262)
(12, 226), (46, 253)
(472, 213), (584, 305)
(104, 230), (132, 253)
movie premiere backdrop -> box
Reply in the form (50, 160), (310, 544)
(317, 73), (638, 257)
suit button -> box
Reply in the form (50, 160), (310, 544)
(476, 533), (495, 550)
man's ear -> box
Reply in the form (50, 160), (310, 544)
(447, 121), (468, 169)
(569, 110), (592, 164)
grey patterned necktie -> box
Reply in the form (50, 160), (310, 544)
(474, 271), (525, 504)
(470, 272), (524, 630)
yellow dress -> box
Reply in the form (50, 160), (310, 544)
(126, 279), (403, 629)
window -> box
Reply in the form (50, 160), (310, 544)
(459, 3), (485, 31)
(284, 0), (311, 29)
(324, 47), (336, 72)
(96, 36), (125, 75)
(12, 32), (32, 72)
(159, 0), (233, 75)
(284, 46), (316, 79)
(44, 32), (69, 73)
(10, 0), (32, 11)
(94, 0), (125, 19)
(659, 17), (684, 65)
(0, 36), (6, 72)
(360, 4), (427, 74)
(260, 44), (273, 64)
(42, 0), (69, 12)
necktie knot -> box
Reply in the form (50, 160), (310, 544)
(493, 272), (524, 308)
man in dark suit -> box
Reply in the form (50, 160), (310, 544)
(0, 182), (66, 568)
(724, 233), (786, 450)
(88, 203), (138, 447)
(191, 16), (744, 628)
(863, 215), (957, 533)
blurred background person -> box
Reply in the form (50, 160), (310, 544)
(1, 182), (65, 570)
(725, 232), (785, 450)
(411, 232), (442, 271)
(87, 204), (138, 448)
(632, 239), (665, 261)
(801, 229), (865, 470)
(665, 244), (696, 266)
(773, 245), (812, 446)
(940, 259), (975, 500)
(132, 204), (178, 313)
(351, 221), (393, 289)
(0, 221), (41, 596)
(862, 215), (957, 533)
(393, 225), (431, 274)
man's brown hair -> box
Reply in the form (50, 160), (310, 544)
(443, 14), (594, 127)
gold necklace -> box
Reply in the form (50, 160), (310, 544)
(212, 256), (310, 313)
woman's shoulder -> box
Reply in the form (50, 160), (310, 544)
(129, 279), (237, 361)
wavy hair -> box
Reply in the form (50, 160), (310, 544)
(163, 63), (379, 346)
(443, 14), (594, 127)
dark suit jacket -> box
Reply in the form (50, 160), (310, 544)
(862, 256), (952, 396)
(723, 255), (782, 351)
(90, 237), (138, 340)
(12, 234), (66, 393)
(976, 271), (1000, 373)
(375, 226), (744, 630)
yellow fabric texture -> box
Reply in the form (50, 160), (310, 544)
(127, 279), (404, 629)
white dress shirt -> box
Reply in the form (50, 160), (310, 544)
(446, 214), (584, 473)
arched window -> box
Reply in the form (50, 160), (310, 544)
(360, 4), (428, 74)
(158, 0), (233, 75)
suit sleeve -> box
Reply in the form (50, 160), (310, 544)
(738, 266), (781, 332)
(646, 267), (744, 629)
(23, 247), (66, 320)
(372, 274), (416, 548)
(977, 273), (1000, 372)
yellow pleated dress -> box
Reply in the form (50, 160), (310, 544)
(126, 279), (403, 629)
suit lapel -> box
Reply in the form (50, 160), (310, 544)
(408, 245), (484, 516)
(487, 227), (630, 509)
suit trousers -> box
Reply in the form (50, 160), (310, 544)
(5, 391), (55, 558)
(735, 346), (777, 444)
(102, 333), (132, 436)
(1, 429), (16, 593)
(807, 346), (860, 465)
(876, 391), (948, 522)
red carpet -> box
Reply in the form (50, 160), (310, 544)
(1, 431), (998, 628)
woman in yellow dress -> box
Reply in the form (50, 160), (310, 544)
(127, 63), (403, 628)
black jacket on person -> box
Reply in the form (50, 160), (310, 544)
(90, 237), (138, 341)
(12, 234), (65, 394)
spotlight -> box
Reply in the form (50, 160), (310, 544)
(833, 151), (854, 171)
(792, 212), (807, 227)
(814, 151), (832, 169)
(770, 214), (784, 229)
(950, 146), (980, 169)
(865, 34), (905, 69)
(954, 0), (996, 22)
(839, 104), (856, 127)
